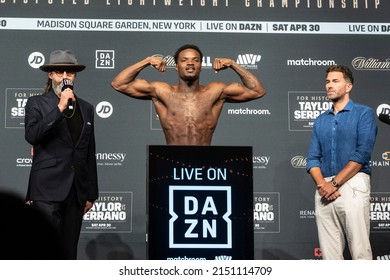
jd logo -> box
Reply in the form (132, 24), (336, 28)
(28, 52), (45, 69)
(96, 101), (113, 118)
(169, 185), (232, 249)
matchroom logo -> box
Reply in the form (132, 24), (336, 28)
(169, 185), (232, 249)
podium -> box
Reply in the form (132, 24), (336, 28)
(147, 145), (254, 260)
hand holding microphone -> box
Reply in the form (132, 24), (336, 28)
(59, 78), (75, 111)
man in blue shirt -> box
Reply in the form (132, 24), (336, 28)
(306, 65), (377, 260)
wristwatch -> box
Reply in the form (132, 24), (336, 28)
(331, 178), (339, 188)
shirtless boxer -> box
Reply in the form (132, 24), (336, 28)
(111, 44), (266, 145)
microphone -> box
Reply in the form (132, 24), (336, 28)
(61, 78), (74, 110)
(379, 113), (390, 125)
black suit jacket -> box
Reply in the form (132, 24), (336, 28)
(25, 90), (98, 204)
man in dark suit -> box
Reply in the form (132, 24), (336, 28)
(24, 50), (99, 259)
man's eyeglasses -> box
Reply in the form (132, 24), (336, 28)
(52, 70), (76, 76)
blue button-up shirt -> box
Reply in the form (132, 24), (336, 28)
(306, 100), (377, 177)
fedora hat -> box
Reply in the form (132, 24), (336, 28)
(39, 50), (86, 72)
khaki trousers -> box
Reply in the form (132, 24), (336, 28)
(315, 172), (372, 260)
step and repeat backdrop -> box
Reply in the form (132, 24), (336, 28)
(1, 1), (389, 260)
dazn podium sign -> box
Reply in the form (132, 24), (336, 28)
(147, 145), (254, 260)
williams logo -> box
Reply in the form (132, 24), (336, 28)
(169, 185), (232, 249)
(351, 57), (390, 70)
(152, 54), (176, 68)
(291, 156), (307, 168)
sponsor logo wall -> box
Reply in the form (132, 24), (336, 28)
(1, 1), (389, 260)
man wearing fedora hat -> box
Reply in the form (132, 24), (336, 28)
(24, 50), (99, 259)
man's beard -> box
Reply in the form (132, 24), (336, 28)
(328, 95), (340, 103)
(183, 74), (198, 83)
(52, 80), (62, 96)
